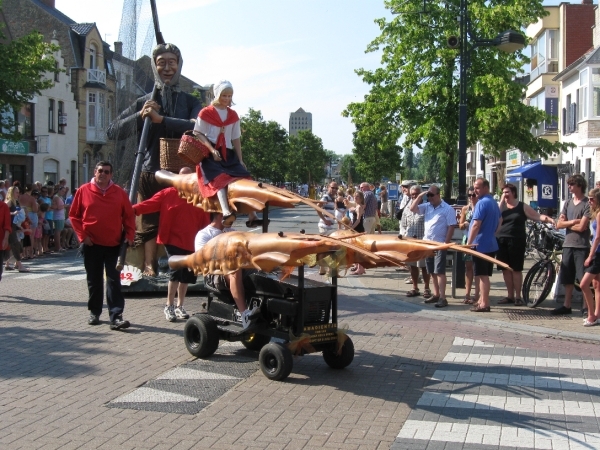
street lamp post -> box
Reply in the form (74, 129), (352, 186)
(455, 0), (525, 205)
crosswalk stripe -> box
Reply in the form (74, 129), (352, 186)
(111, 387), (199, 403)
(416, 391), (600, 416)
(443, 352), (600, 369)
(59, 274), (87, 281)
(396, 420), (600, 449)
(12, 273), (52, 279)
(431, 370), (600, 390)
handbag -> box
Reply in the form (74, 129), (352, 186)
(395, 207), (404, 221)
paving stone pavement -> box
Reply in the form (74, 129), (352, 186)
(2, 250), (600, 449)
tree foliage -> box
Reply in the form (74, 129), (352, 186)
(287, 131), (328, 184)
(344, 0), (574, 196)
(241, 108), (289, 182)
(240, 109), (331, 185)
(0, 5), (60, 140)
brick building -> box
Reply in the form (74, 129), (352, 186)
(1, 0), (120, 187)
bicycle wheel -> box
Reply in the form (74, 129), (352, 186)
(523, 260), (556, 308)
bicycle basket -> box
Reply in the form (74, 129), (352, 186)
(541, 229), (563, 252)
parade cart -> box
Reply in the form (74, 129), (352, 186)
(183, 263), (353, 382)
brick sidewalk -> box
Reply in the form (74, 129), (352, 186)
(348, 258), (599, 343)
(1, 252), (600, 449)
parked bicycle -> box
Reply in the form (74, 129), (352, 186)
(524, 220), (547, 262)
(522, 224), (568, 307)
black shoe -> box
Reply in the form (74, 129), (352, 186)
(88, 314), (100, 325)
(110, 317), (130, 330)
(246, 219), (270, 228)
(551, 306), (572, 316)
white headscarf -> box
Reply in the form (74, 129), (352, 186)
(214, 80), (234, 103)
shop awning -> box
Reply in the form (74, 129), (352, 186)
(505, 161), (555, 184)
(505, 161), (558, 209)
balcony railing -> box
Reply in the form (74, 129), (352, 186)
(87, 69), (106, 85)
(530, 60), (558, 81)
(86, 128), (107, 144)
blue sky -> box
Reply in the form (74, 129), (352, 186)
(56, 0), (392, 155)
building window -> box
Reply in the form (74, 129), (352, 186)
(98, 93), (105, 129)
(530, 29), (559, 80)
(43, 158), (58, 184)
(82, 152), (90, 182)
(88, 92), (96, 127)
(58, 101), (65, 134)
(71, 160), (77, 189)
(89, 44), (97, 69)
(593, 68), (600, 118)
(48, 99), (55, 132)
(579, 69), (588, 120)
(17, 103), (34, 139)
(54, 60), (60, 82)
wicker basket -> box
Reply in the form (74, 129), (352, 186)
(178, 130), (210, 165)
(159, 138), (189, 173)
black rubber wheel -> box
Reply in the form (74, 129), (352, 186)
(523, 260), (555, 308)
(258, 342), (293, 381)
(184, 315), (219, 358)
(241, 333), (271, 352)
(322, 336), (355, 369)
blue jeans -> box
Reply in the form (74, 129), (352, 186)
(83, 244), (125, 322)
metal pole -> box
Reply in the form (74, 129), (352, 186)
(453, 0), (468, 290)
(457, 0), (468, 207)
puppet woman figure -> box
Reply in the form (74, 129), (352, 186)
(194, 81), (261, 228)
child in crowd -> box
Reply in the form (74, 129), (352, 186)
(334, 191), (347, 229)
(34, 207), (44, 257)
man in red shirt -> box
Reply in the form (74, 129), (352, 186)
(69, 161), (136, 330)
(133, 167), (210, 322)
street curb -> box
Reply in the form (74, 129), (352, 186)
(340, 275), (600, 344)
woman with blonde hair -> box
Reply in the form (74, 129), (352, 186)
(581, 188), (600, 326)
(349, 191), (366, 275)
(194, 80), (261, 228)
(4, 186), (29, 272)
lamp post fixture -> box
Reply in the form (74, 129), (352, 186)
(455, 0), (525, 205)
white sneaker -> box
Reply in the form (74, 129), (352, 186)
(164, 305), (176, 322)
(241, 307), (261, 330)
(174, 305), (189, 319)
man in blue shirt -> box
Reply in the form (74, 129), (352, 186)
(467, 178), (502, 312)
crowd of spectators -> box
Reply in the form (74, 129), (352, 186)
(1, 178), (80, 275)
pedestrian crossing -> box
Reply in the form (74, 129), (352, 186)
(3, 256), (86, 281)
(392, 337), (600, 450)
(107, 342), (259, 415)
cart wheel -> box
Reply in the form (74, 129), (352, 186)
(241, 333), (271, 352)
(323, 337), (354, 369)
(258, 343), (293, 381)
(184, 315), (219, 358)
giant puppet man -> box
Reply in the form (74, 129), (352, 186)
(108, 43), (214, 277)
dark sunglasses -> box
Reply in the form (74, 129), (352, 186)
(589, 197), (596, 201)
(426, 192), (436, 197)
(96, 169), (111, 175)
(468, 193), (476, 198)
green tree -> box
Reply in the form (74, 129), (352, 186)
(241, 108), (289, 183)
(338, 154), (360, 186)
(287, 131), (328, 184)
(0, 5), (60, 140)
(344, 0), (573, 198)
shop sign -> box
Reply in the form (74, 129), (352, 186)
(506, 150), (521, 169)
(0, 139), (29, 155)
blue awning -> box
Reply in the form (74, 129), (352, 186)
(505, 161), (558, 208)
